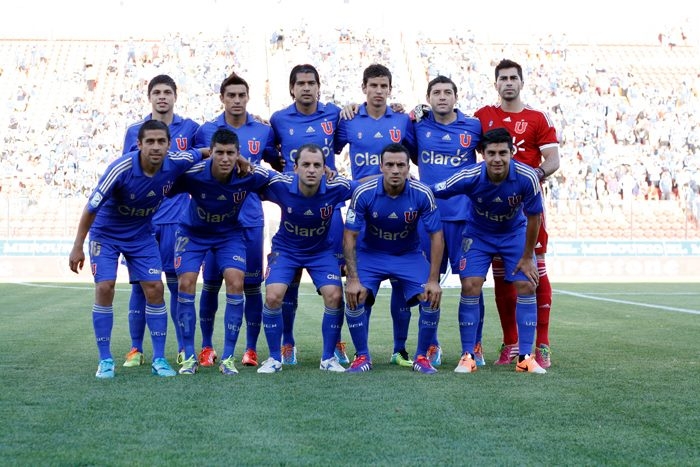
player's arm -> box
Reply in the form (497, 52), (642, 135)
(423, 228), (444, 309)
(343, 228), (366, 310)
(534, 146), (560, 181)
(513, 213), (542, 286)
(69, 205), (96, 273)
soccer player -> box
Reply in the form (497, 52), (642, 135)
(411, 75), (484, 366)
(192, 72), (278, 369)
(255, 144), (357, 374)
(120, 74), (200, 369)
(343, 143), (444, 374)
(68, 120), (201, 379)
(474, 59), (560, 368)
(431, 127), (546, 374)
(269, 64), (347, 365)
(172, 128), (272, 376)
(335, 63), (418, 368)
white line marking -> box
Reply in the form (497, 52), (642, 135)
(555, 289), (700, 315)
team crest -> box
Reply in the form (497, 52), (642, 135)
(91, 263), (97, 276)
(459, 134), (472, 147)
(321, 121), (334, 135)
(389, 129), (401, 143)
(176, 137), (188, 151)
(232, 191), (247, 203)
(174, 256), (181, 269)
(514, 121), (528, 134)
(320, 205), (333, 219)
(508, 195), (522, 207)
(248, 140), (260, 155)
(459, 257), (466, 271)
(404, 211), (418, 223)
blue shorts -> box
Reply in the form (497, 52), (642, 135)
(89, 234), (162, 283)
(458, 227), (535, 283)
(200, 226), (263, 285)
(155, 223), (178, 274)
(356, 249), (430, 307)
(265, 247), (342, 290)
(419, 220), (465, 274)
(326, 207), (345, 266)
(174, 229), (246, 276)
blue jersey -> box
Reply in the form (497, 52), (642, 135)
(87, 149), (201, 241)
(193, 112), (278, 228)
(170, 160), (272, 237)
(414, 109), (481, 221)
(335, 104), (416, 181)
(270, 102), (341, 172)
(345, 176), (441, 255)
(261, 173), (356, 254)
(431, 160), (543, 234)
(123, 113), (200, 225)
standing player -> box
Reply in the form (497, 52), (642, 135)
(121, 74), (200, 369)
(431, 128), (546, 374)
(172, 129), (272, 376)
(68, 120), (201, 378)
(192, 72), (278, 369)
(411, 75), (484, 366)
(343, 143), (444, 374)
(335, 63), (418, 368)
(269, 64), (347, 365)
(474, 59), (560, 368)
(256, 144), (357, 373)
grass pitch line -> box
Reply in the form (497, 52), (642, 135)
(555, 289), (700, 315)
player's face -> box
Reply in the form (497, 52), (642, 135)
(294, 149), (325, 188)
(380, 151), (409, 192)
(149, 84), (176, 116)
(482, 142), (513, 182)
(495, 67), (523, 102)
(137, 129), (170, 169)
(221, 84), (249, 117)
(210, 142), (240, 178)
(362, 76), (391, 108)
(427, 83), (457, 117)
(291, 73), (319, 106)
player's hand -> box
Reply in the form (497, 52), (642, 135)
(69, 246), (85, 274)
(409, 104), (431, 122)
(513, 257), (539, 286)
(340, 103), (359, 120)
(251, 113), (270, 126)
(389, 102), (405, 114)
(421, 280), (442, 309)
(344, 277), (366, 310)
(324, 166), (337, 180)
(235, 157), (253, 177)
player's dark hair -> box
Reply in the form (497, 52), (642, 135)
(479, 128), (514, 153)
(427, 75), (458, 98)
(210, 128), (240, 149)
(289, 64), (320, 98)
(138, 119), (170, 141)
(363, 63), (392, 87)
(220, 72), (249, 95)
(147, 74), (177, 97)
(294, 143), (325, 165)
(380, 143), (409, 164)
(494, 59), (523, 82)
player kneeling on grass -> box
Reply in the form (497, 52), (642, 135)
(431, 128), (546, 374)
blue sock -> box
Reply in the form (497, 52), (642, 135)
(262, 304), (283, 361)
(92, 304), (113, 360)
(390, 282), (412, 353)
(222, 294), (244, 359)
(475, 291), (485, 345)
(281, 282), (299, 346)
(321, 306), (343, 360)
(415, 304), (440, 358)
(458, 295), (480, 355)
(127, 284), (145, 351)
(345, 305), (369, 358)
(244, 284), (263, 351)
(165, 273), (183, 351)
(145, 302), (167, 359)
(177, 292), (197, 360)
(516, 294), (537, 357)
(199, 280), (221, 348)
(365, 305), (372, 332)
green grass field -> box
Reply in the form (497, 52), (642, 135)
(1, 282), (698, 466)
